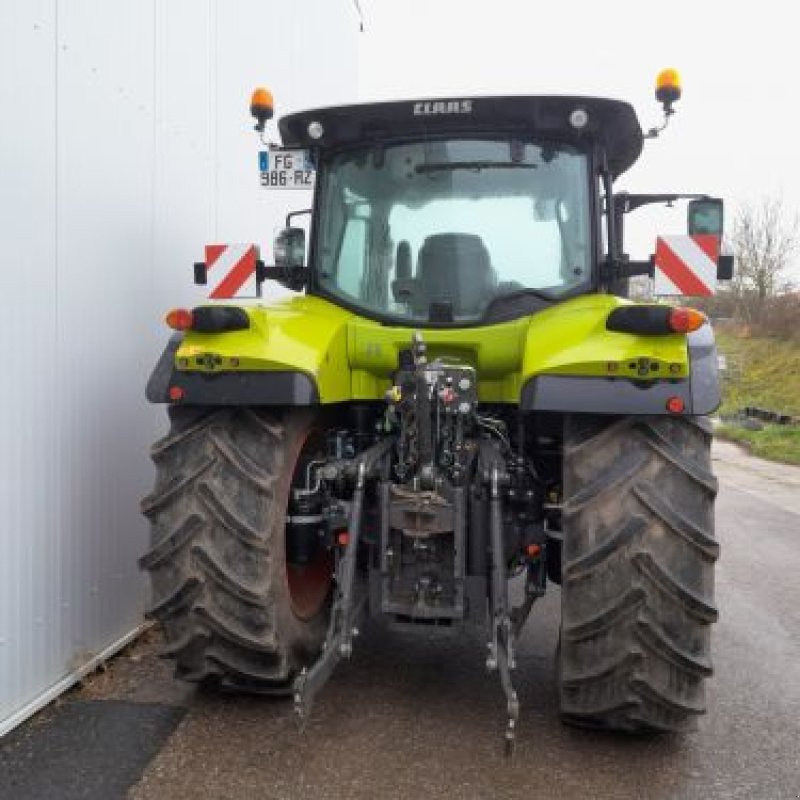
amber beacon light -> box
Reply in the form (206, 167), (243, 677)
(250, 87), (274, 132)
(655, 68), (682, 113)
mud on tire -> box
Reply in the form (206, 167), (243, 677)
(558, 415), (719, 732)
(140, 406), (329, 693)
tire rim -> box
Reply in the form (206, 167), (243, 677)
(287, 551), (334, 621)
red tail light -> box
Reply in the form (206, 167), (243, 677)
(165, 308), (194, 331)
(666, 396), (685, 414)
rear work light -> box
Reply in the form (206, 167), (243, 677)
(606, 305), (706, 335)
(165, 308), (194, 331)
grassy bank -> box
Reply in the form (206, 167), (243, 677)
(715, 331), (800, 417)
(714, 330), (800, 465)
(715, 424), (800, 465)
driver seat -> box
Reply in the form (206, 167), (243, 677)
(415, 233), (496, 317)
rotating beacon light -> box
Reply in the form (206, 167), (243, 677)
(645, 68), (682, 138)
(250, 87), (274, 133)
(655, 68), (682, 115)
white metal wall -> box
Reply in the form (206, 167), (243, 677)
(0, 0), (358, 735)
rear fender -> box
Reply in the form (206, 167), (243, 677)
(519, 296), (720, 415)
(145, 297), (352, 405)
(146, 333), (319, 405)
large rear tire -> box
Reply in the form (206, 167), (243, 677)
(140, 406), (331, 693)
(558, 415), (719, 732)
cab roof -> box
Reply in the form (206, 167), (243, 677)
(279, 96), (644, 178)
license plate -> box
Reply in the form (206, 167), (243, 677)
(258, 150), (315, 190)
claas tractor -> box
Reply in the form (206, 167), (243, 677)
(141, 70), (728, 750)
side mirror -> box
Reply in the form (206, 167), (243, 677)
(274, 227), (305, 268)
(688, 198), (724, 237)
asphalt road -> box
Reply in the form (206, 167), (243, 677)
(34, 441), (800, 799)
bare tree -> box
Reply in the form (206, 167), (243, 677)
(730, 198), (798, 321)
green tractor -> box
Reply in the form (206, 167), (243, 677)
(141, 71), (727, 749)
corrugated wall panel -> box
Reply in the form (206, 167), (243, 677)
(54, 0), (157, 667)
(150, 0), (216, 314)
(0, 0), (62, 725)
(0, 0), (357, 735)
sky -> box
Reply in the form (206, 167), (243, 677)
(355, 0), (799, 281)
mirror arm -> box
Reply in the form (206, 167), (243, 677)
(623, 257), (655, 278)
(614, 192), (710, 215)
(285, 208), (312, 229)
(256, 261), (308, 292)
(614, 254), (730, 281)
(602, 256), (654, 283)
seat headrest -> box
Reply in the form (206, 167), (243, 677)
(418, 233), (490, 272)
(416, 233), (495, 316)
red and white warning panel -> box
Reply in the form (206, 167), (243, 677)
(654, 234), (719, 297)
(204, 243), (259, 299)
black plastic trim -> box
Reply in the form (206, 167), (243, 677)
(687, 326), (721, 415)
(191, 306), (250, 333)
(521, 374), (692, 415)
(170, 371), (319, 406)
(145, 334), (183, 403)
(606, 305), (671, 334)
(717, 254), (735, 280)
(279, 96), (643, 178)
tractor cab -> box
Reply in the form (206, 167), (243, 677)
(270, 96), (642, 326)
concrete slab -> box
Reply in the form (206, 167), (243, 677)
(0, 700), (185, 800)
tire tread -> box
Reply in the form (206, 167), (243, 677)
(559, 415), (718, 732)
(141, 406), (326, 694)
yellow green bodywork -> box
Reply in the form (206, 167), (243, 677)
(173, 294), (690, 404)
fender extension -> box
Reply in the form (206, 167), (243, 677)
(145, 334), (319, 405)
(520, 328), (721, 416)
